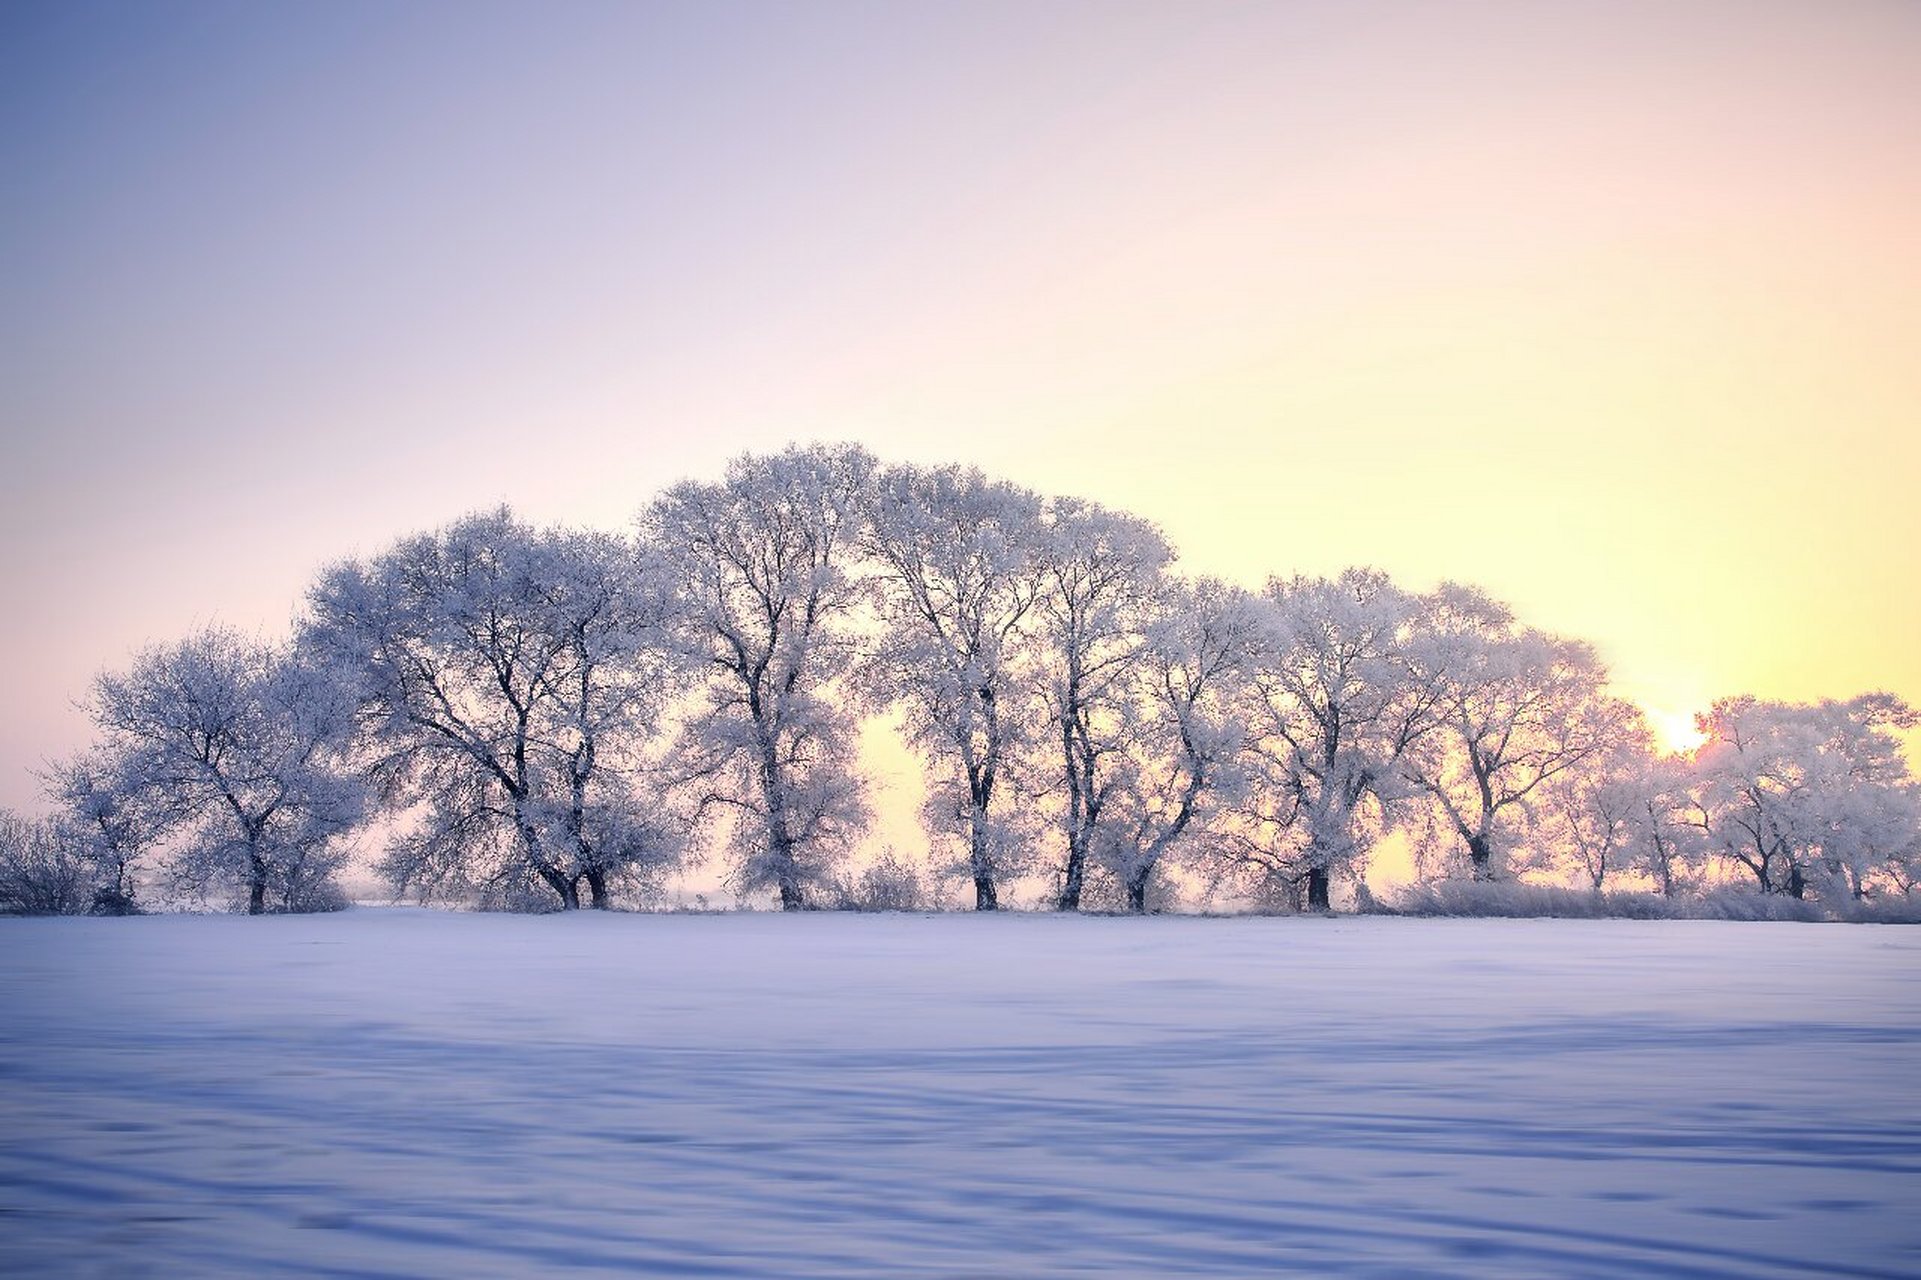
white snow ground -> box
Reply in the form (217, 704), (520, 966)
(1, 910), (1916, 1278)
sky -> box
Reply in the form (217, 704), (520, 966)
(2, 0), (1918, 819)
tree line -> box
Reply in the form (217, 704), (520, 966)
(4, 443), (1917, 917)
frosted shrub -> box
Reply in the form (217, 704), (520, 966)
(1384, 880), (1688, 920)
(1691, 888), (1826, 923)
(827, 853), (931, 912)
(1381, 879), (1883, 922)
(1835, 895), (1921, 925)
(0, 813), (94, 916)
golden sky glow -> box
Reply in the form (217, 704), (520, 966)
(1, 1), (1917, 816)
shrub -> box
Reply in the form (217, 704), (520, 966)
(1835, 894), (1921, 925)
(1379, 878), (1868, 922)
(0, 813), (95, 916)
(1689, 888), (1827, 923)
(89, 886), (141, 916)
(1392, 881), (1569, 919)
(826, 852), (931, 912)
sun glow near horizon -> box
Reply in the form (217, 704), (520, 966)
(1644, 707), (1710, 757)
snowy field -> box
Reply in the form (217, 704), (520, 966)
(2, 911), (1917, 1278)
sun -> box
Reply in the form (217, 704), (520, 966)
(1646, 706), (1708, 755)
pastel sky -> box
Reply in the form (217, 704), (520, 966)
(3, 0), (1918, 814)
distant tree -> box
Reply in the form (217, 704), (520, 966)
(305, 510), (682, 910)
(643, 444), (876, 910)
(1687, 694), (1921, 899)
(1233, 568), (1439, 909)
(1089, 578), (1260, 913)
(81, 628), (365, 914)
(862, 463), (1046, 910)
(1030, 497), (1173, 911)
(1401, 586), (1624, 881)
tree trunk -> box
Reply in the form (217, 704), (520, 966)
(585, 868), (611, 910)
(516, 811), (579, 910)
(1058, 838), (1086, 912)
(1467, 833), (1495, 881)
(970, 699), (1002, 913)
(247, 850), (268, 915)
(535, 864), (579, 909)
(1125, 869), (1150, 914)
(1056, 713), (1086, 911)
(1786, 865), (1806, 900)
(755, 726), (805, 911)
(1306, 865), (1332, 912)
(772, 825), (805, 909)
(968, 817), (999, 911)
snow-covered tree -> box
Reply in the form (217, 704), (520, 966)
(305, 510), (682, 910)
(1527, 708), (1662, 890)
(42, 749), (165, 913)
(80, 628), (366, 914)
(1233, 568), (1439, 909)
(643, 444), (876, 910)
(1687, 694), (1921, 899)
(1803, 695), (1921, 901)
(1090, 577), (1261, 913)
(861, 463), (1046, 910)
(1616, 753), (1709, 897)
(1401, 586), (1624, 881)
(1029, 497), (1173, 911)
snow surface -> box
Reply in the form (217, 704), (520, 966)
(2, 910), (1917, 1278)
